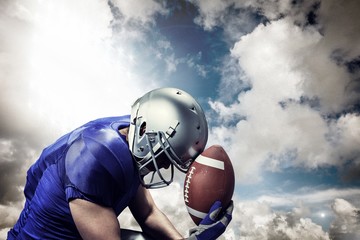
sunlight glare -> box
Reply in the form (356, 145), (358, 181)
(28, 0), (144, 133)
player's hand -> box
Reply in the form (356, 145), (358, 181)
(188, 200), (233, 240)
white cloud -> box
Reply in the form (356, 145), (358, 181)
(209, 14), (360, 183)
(0, 204), (22, 239)
(190, 0), (230, 30)
(111, 0), (167, 25)
(0, 228), (10, 240)
(231, 17), (353, 114)
(210, 19), (323, 182)
(121, 185), (360, 239)
(329, 114), (360, 162)
(225, 200), (330, 240)
(192, 0), (360, 114)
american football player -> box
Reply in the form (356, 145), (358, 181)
(8, 88), (233, 240)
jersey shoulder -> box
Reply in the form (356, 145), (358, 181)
(64, 115), (136, 206)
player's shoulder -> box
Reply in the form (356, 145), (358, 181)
(81, 115), (130, 143)
(65, 115), (132, 171)
(84, 115), (130, 130)
(64, 115), (135, 199)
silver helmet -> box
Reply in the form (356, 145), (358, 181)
(128, 88), (208, 188)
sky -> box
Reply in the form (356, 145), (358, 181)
(0, 0), (360, 239)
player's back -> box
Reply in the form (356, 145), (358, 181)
(9, 128), (82, 239)
(24, 132), (70, 201)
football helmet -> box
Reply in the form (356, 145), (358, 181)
(128, 88), (208, 188)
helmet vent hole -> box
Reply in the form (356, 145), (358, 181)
(176, 91), (182, 95)
(197, 125), (200, 130)
(140, 122), (146, 137)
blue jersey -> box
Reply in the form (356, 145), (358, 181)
(8, 115), (140, 239)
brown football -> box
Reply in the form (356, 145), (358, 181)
(183, 145), (235, 225)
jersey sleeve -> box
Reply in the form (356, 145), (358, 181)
(64, 127), (129, 207)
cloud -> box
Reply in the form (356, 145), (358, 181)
(190, 0), (229, 31)
(209, 19), (325, 182)
(257, 188), (360, 208)
(329, 199), (360, 240)
(0, 204), (22, 239)
(208, 2), (360, 183)
(118, 185), (360, 240)
(0, 139), (38, 206)
(109, 0), (169, 45)
(111, 0), (167, 25)
(224, 200), (330, 240)
(318, 0), (360, 61)
(190, 0), (264, 45)
(194, 0), (360, 109)
(0, 204), (22, 228)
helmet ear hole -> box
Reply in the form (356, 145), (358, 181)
(140, 122), (146, 137)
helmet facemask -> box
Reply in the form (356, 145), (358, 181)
(137, 131), (175, 188)
(129, 118), (191, 188)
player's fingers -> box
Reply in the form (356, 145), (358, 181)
(219, 201), (233, 227)
(225, 200), (234, 215)
(210, 201), (222, 212)
(208, 201), (223, 221)
(220, 210), (232, 227)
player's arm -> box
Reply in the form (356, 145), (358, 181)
(129, 185), (183, 240)
(69, 198), (121, 240)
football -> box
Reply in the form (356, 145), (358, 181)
(183, 145), (235, 225)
